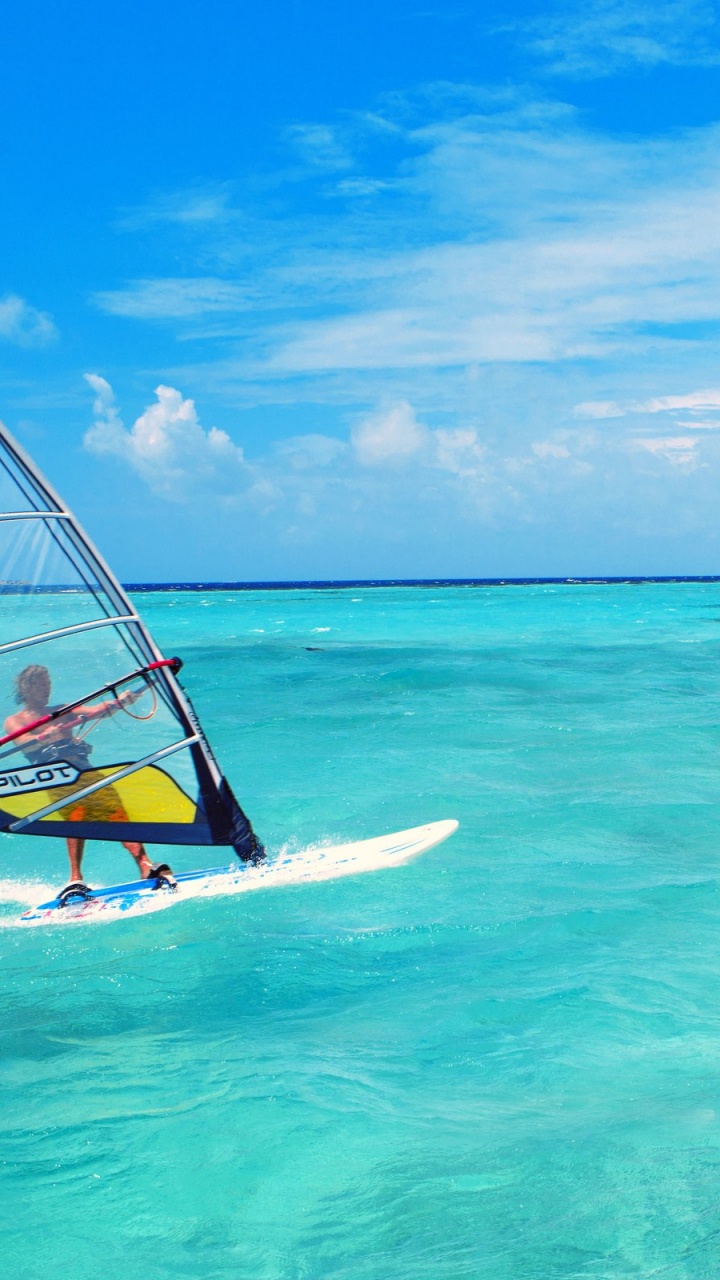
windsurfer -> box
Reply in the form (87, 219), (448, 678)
(4, 663), (171, 890)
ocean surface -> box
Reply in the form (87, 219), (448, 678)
(2, 581), (720, 1279)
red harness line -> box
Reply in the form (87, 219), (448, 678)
(0, 657), (181, 750)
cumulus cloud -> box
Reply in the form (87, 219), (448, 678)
(83, 375), (249, 501)
(77, 376), (720, 556)
(433, 428), (487, 475)
(85, 89), (720, 554)
(351, 402), (428, 465)
(349, 406), (490, 481)
(0, 294), (57, 346)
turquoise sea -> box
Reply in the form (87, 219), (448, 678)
(3, 581), (720, 1279)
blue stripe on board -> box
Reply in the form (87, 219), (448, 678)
(123, 577), (720, 591)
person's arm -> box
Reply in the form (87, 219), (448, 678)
(78, 688), (144, 722)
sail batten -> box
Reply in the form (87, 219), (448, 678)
(8, 734), (200, 831)
(0, 615), (139, 657)
(0, 422), (262, 862)
(0, 512), (71, 522)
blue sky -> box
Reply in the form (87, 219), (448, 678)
(4, 0), (720, 579)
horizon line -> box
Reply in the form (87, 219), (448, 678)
(122, 576), (720, 591)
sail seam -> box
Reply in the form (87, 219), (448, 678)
(0, 614), (139, 657)
(7, 735), (200, 832)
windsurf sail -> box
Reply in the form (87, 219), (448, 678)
(0, 422), (263, 860)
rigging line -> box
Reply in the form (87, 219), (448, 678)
(0, 432), (128, 629)
(20, 511), (145, 673)
(0, 429), (184, 726)
(7, 734), (200, 832)
(0, 503), (119, 627)
(0, 452), (43, 513)
(62, 531), (184, 717)
(61, 520), (134, 615)
(0, 614), (139, 657)
(0, 657), (182, 751)
(43, 521), (122, 625)
(0, 430), (61, 514)
(0, 428), (183, 699)
(58, 522), (152, 671)
(0, 448), (178, 759)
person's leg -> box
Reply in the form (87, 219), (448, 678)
(67, 838), (85, 882)
(122, 841), (154, 877)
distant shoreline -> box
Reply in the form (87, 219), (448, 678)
(123, 576), (720, 591)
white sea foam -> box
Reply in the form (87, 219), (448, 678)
(11, 821), (456, 928)
(0, 876), (57, 908)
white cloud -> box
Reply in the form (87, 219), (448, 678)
(86, 91), (720, 556)
(573, 401), (625, 419)
(532, 440), (571, 459)
(0, 294), (57, 346)
(94, 278), (250, 319)
(334, 177), (391, 198)
(98, 104), (720, 387)
(118, 186), (233, 230)
(574, 387), (720, 421)
(519, 0), (720, 78)
(77, 376), (720, 557)
(635, 388), (720, 413)
(433, 428), (487, 475)
(635, 435), (699, 466)
(83, 376), (248, 501)
(274, 434), (347, 470)
(286, 123), (354, 171)
(84, 373), (123, 435)
(212, 113), (720, 378)
(351, 402), (428, 465)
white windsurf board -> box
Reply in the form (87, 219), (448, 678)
(18, 818), (458, 925)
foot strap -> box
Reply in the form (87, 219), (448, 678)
(146, 862), (177, 891)
(57, 881), (93, 906)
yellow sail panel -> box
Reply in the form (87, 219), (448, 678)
(0, 765), (197, 825)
